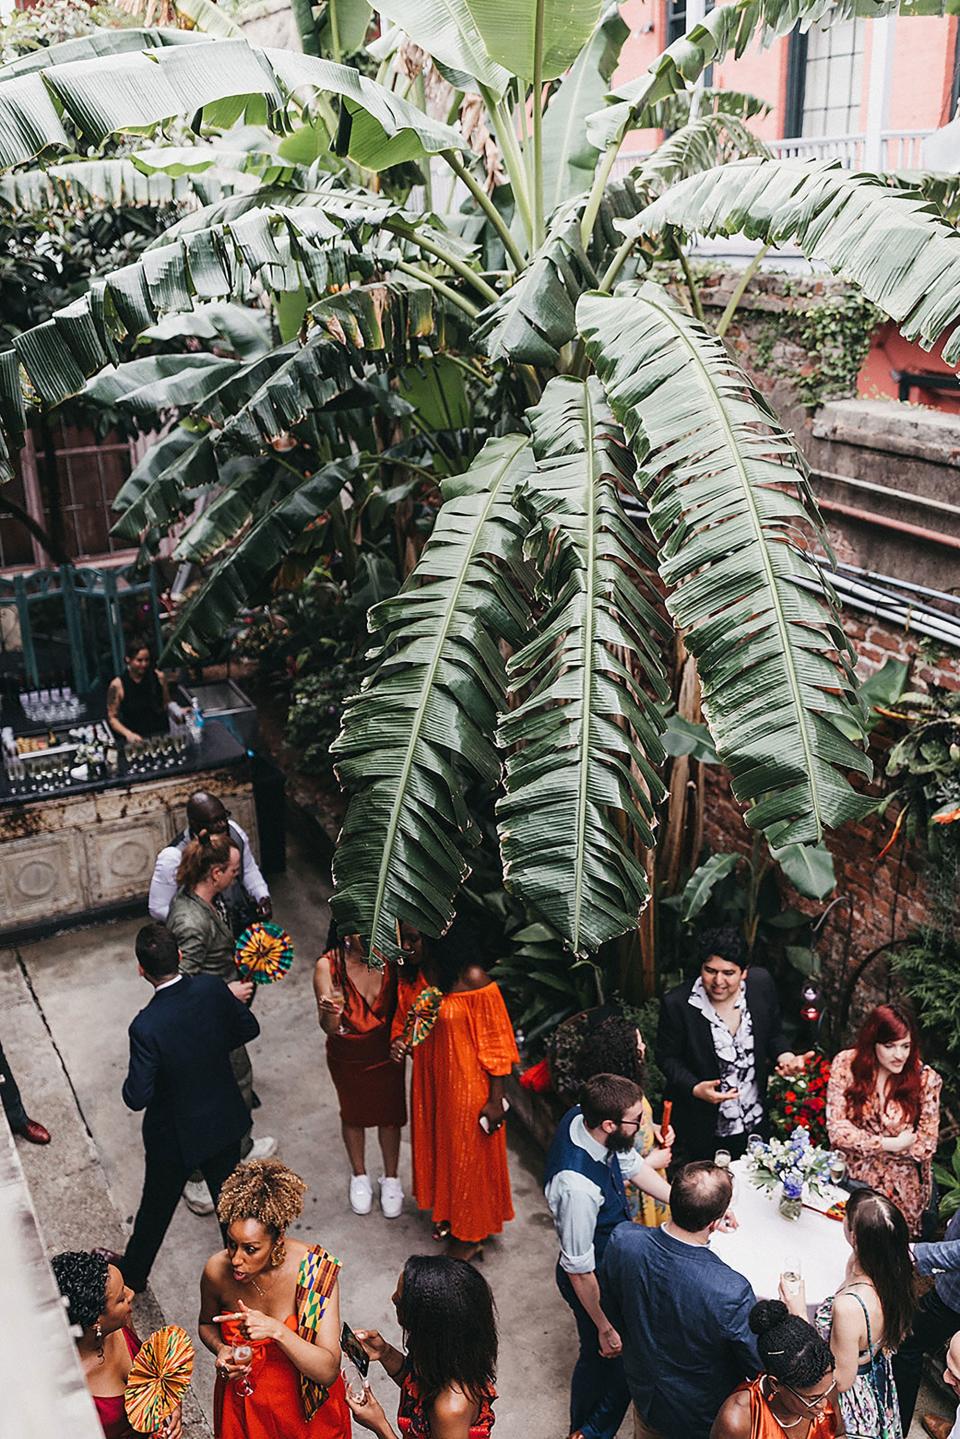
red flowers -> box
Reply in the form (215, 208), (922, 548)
(769, 1053), (832, 1147)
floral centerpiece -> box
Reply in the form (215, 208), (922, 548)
(747, 1126), (838, 1220)
(767, 1052), (831, 1147)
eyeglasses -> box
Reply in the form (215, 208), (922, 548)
(780, 1379), (837, 1411)
(618, 1118), (643, 1132)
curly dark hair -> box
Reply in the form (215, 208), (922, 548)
(398, 1256), (497, 1408)
(696, 925), (745, 969)
(576, 1015), (645, 1088)
(51, 1251), (108, 1332)
(217, 1158), (306, 1236)
(749, 1300), (834, 1387)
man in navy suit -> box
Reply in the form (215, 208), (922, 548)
(119, 922), (259, 1293)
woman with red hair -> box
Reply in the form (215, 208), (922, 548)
(826, 1003), (941, 1236)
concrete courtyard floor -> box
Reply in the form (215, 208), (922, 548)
(6, 826), (585, 1438)
(3, 823), (942, 1438)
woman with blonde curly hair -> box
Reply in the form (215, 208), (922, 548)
(199, 1158), (349, 1438)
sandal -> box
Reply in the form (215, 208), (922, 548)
(432, 1220), (451, 1241)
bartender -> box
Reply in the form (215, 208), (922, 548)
(106, 634), (170, 743)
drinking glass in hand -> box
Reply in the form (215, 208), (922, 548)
(233, 1345), (254, 1397)
(782, 1255), (802, 1297)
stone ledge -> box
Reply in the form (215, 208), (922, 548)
(812, 398), (960, 467)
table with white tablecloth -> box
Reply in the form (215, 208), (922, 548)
(710, 1158), (851, 1308)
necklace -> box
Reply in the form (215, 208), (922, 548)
(761, 1379), (809, 1434)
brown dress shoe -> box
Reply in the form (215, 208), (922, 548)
(922, 1413), (955, 1439)
(14, 1118), (50, 1145)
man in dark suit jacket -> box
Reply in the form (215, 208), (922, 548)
(600, 1161), (759, 1439)
(120, 922), (259, 1293)
(656, 926), (807, 1163)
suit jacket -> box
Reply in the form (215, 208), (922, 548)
(600, 1223), (759, 1439)
(656, 967), (788, 1161)
(123, 973), (259, 1170)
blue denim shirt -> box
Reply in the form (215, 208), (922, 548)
(915, 1210), (960, 1311)
(600, 1224), (760, 1439)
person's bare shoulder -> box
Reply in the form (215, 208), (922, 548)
(711, 1388), (752, 1439)
(202, 1248), (231, 1288)
(431, 1385), (473, 1422)
(462, 965), (492, 991)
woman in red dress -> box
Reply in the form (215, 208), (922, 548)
(314, 926), (420, 1219)
(199, 1158), (350, 1439)
(52, 1250), (181, 1439)
(346, 1255), (497, 1438)
(391, 919), (518, 1261)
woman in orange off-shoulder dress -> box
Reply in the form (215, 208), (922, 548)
(392, 919), (518, 1262)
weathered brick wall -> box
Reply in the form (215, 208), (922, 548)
(687, 266), (960, 1032)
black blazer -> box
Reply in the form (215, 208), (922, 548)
(123, 972), (259, 1170)
(656, 967), (788, 1162)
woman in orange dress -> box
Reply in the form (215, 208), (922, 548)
(199, 1158), (350, 1439)
(711, 1301), (843, 1439)
(826, 1002), (941, 1237)
(392, 919), (518, 1262)
(314, 927), (414, 1219)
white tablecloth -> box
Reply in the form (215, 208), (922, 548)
(709, 1158), (851, 1307)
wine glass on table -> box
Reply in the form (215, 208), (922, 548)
(714, 1148), (732, 1170)
(828, 1153), (846, 1188)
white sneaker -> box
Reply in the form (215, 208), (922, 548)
(182, 1180), (214, 1216)
(349, 1174), (374, 1215)
(248, 1136), (278, 1160)
(379, 1176), (404, 1219)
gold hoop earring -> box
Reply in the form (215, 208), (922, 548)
(95, 1321), (105, 1363)
(271, 1239), (286, 1268)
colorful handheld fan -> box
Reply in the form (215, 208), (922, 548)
(124, 1325), (194, 1434)
(400, 985), (443, 1049)
(235, 921), (294, 984)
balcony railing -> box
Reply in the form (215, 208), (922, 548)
(769, 130), (931, 169)
(610, 129), (933, 184)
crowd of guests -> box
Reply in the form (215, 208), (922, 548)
(8, 826), (960, 1439)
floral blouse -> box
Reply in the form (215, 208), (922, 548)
(826, 1048), (941, 1236)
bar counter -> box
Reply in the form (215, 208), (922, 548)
(0, 721), (259, 939)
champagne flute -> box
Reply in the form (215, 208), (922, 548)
(782, 1253), (802, 1296)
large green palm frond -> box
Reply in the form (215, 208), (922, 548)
(0, 157), (198, 212)
(164, 455), (358, 660)
(0, 34), (467, 170)
(578, 282), (872, 853)
(474, 111), (765, 367)
(540, 4), (629, 215)
(628, 157), (960, 364)
(497, 376), (669, 955)
(330, 434), (534, 960)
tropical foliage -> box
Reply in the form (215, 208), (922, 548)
(1, 0), (957, 966)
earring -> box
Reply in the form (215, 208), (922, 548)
(271, 1239), (286, 1268)
(95, 1321), (105, 1363)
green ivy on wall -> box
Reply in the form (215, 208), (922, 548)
(750, 287), (882, 409)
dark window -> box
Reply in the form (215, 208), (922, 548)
(36, 423), (135, 562)
(785, 18), (865, 138)
(0, 470), (37, 569)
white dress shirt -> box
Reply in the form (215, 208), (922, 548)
(544, 1112), (643, 1275)
(148, 818), (268, 921)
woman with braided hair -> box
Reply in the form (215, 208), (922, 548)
(711, 1300), (844, 1438)
(199, 1158), (350, 1438)
(51, 1250), (181, 1439)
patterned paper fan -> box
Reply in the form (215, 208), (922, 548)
(400, 985), (443, 1049)
(235, 921), (294, 984)
(124, 1325), (194, 1433)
